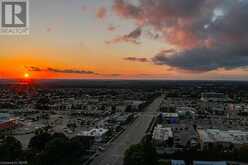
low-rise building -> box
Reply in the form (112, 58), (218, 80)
(172, 124), (198, 149)
(79, 128), (109, 142)
(152, 124), (173, 145)
(160, 113), (178, 124)
(193, 161), (227, 165)
(0, 113), (17, 131)
(171, 160), (186, 165)
(201, 92), (228, 102)
(197, 129), (248, 150)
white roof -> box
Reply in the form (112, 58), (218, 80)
(162, 113), (178, 118)
(80, 128), (108, 137)
(152, 125), (173, 141)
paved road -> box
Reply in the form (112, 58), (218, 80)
(90, 96), (163, 165)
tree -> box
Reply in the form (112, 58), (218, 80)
(51, 132), (68, 140)
(157, 113), (163, 124)
(124, 144), (145, 165)
(142, 135), (158, 165)
(28, 132), (51, 153)
(70, 136), (93, 151)
(30, 133), (86, 165)
(124, 136), (158, 165)
(35, 96), (50, 110)
(238, 145), (248, 162)
(0, 136), (23, 161)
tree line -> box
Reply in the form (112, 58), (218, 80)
(0, 131), (93, 165)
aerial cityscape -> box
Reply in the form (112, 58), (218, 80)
(1, 0), (248, 165)
(1, 80), (248, 165)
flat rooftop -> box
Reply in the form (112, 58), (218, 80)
(198, 129), (248, 144)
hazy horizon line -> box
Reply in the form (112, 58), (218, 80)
(1, 78), (248, 82)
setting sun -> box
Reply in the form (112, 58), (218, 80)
(24, 73), (30, 78)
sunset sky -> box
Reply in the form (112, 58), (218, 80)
(1, 0), (248, 80)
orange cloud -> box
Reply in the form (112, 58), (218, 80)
(96, 7), (107, 19)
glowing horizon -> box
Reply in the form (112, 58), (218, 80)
(1, 0), (248, 80)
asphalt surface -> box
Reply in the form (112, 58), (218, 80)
(90, 96), (163, 165)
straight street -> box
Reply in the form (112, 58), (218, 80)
(90, 96), (163, 165)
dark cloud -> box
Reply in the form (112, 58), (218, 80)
(112, 0), (212, 48)
(25, 66), (43, 72)
(113, 0), (204, 19)
(47, 68), (97, 75)
(160, 49), (176, 54)
(152, 46), (248, 72)
(25, 66), (124, 77)
(112, 0), (248, 72)
(113, 0), (141, 19)
(123, 57), (149, 62)
(106, 27), (142, 44)
(146, 31), (160, 40)
(26, 66), (98, 75)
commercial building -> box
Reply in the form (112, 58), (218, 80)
(0, 113), (17, 130)
(79, 128), (109, 142)
(152, 124), (173, 145)
(160, 113), (178, 124)
(197, 129), (248, 150)
(201, 92), (228, 102)
(193, 161), (227, 165)
(171, 160), (186, 165)
(200, 92), (229, 115)
(172, 124), (198, 149)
